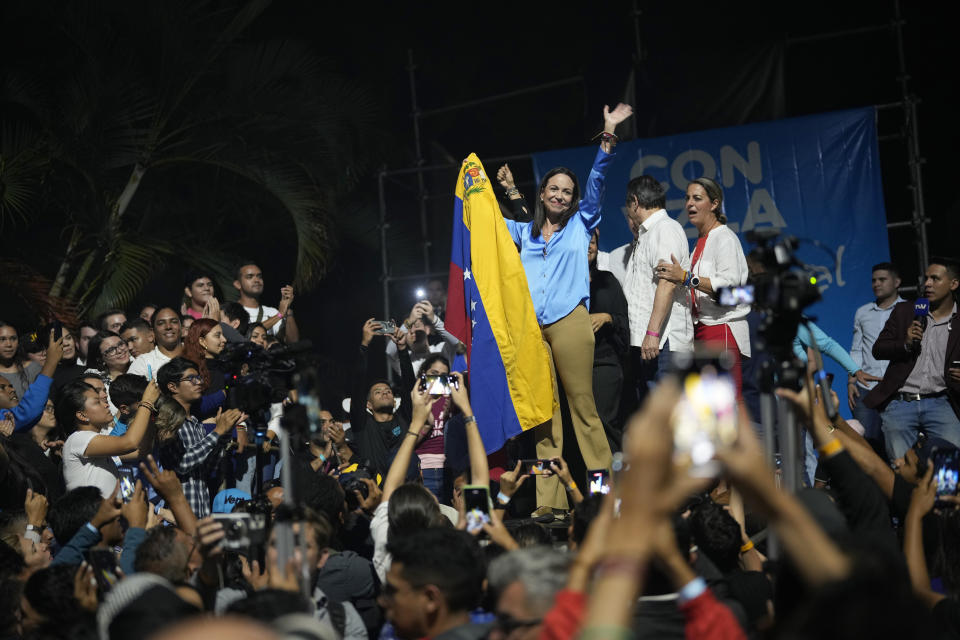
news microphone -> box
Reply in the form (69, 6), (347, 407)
(913, 298), (929, 351)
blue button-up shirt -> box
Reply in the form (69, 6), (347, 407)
(850, 296), (904, 389)
(504, 146), (614, 326)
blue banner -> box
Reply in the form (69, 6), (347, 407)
(532, 107), (888, 416)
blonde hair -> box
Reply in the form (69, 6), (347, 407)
(155, 395), (187, 442)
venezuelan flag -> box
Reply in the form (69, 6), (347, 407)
(445, 154), (556, 454)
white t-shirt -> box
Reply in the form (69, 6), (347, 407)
(127, 347), (173, 379)
(63, 430), (120, 497)
(244, 304), (283, 336)
(371, 499), (460, 584)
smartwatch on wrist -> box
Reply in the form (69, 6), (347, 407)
(689, 274), (701, 288)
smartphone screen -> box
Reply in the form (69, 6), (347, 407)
(463, 485), (490, 533)
(86, 549), (119, 594)
(521, 459), (554, 476)
(671, 353), (738, 477)
(419, 374), (453, 396)
(717, 285), (754, 307)
(118, 468), (137, 502)
(587, 469), (610, 495)
(933, 448), (960, 501)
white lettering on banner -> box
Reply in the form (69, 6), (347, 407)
(630, 142), (784, 235)
(720, 142), (762, 187)
(805, 245), (846, 295)
(632, 154), (668, 184)
(739, 189), (787, 232)
(835, 245), (846, 287)
(671, 150), (717, 192)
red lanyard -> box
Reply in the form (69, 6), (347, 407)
(689, 236), (708, 318)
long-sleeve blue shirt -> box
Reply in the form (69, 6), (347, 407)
(0, 373), (52, 433)
(504, 146), (613, 326)
(794, 321), (859, 375)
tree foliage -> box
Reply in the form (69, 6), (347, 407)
(0, 0), (384, 319)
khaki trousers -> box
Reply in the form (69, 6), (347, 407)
(535, 304), (613, 509)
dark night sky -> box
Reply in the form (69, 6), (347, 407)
(2, 1), (953, 399)
(255, 1), (954, 378)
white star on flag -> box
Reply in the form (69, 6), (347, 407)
(471, 301), (477, 311)
(463, 269), (471, 280)
(472, 319), (477, 328)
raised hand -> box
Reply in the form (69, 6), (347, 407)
(496, 164), (516, 190)
(24, 488), (48, 527)
(74, 562), (99, 612)
(241, 556), (270, 591)
(417, 300), (436, 325)
(90, 483), (123, 529)
(278, 285), (295, 314)
(361, 318), (379, 347)
(214, 407), (245, 435)
(0, 417), (13, 438)
(603, 103), (634, 129)
(448, 371), (471, 415)
(410, 382), (438, 419)
(141, 379), (161, 405)
(499, 460), (528, 499)
(45, 329), (65, 366)
(354, 478), (383, 514)
(908, 465), (937, 518)
(195, 516), (226, 558)
(480, 509), (519, 550)
(550, 457), (574, 486)
(120, 480), (148, 529)
(202, 297), (221, 321)
(139, 454), (185, 501)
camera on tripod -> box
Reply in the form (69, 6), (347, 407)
(717, 229), (822, 358)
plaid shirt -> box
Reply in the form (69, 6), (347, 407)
(175, 415), (227, 519)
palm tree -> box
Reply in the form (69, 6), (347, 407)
(0, 0), (383, 319)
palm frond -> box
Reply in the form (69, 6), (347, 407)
(0, 259), (80, 327)
(0, 122), (49, 229)
(84, 235), (164, 317)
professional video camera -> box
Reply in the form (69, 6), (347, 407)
(745, 229), (823, 358)
(218, 340), (313, 432)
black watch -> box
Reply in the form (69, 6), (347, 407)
(689, 275), (700, 288)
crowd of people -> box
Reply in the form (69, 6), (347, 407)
(2, 103), (960, 640)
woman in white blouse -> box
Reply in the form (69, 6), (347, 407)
(655, 177), (751, 393)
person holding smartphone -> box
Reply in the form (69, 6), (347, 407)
(370, 372), (489, 583)
(58, 377), (159, 497)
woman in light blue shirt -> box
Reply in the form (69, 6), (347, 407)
(499, 102), (633, 510)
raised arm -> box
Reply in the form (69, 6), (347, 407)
(718, 407), (851, 587)
(496, 164), (531, 221)
(904, 466), (946, 609)
(578, 103), (633, 229)
(448, 372), (488, 486)
(140, 454), (198, 535)
(350, 320), (379, 432)
(11, 330), (62, 432)
(83, 381), (160, 457)
(277, 285), (299, 343)
(382, 383), (436, 501)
